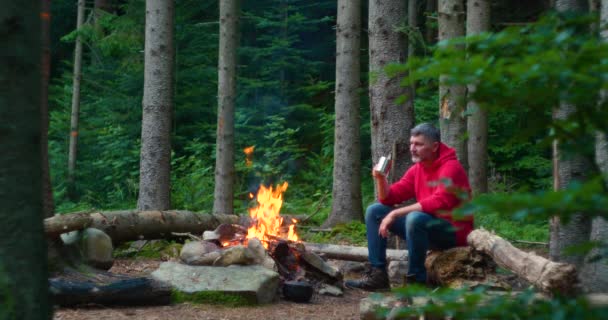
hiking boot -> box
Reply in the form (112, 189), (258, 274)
(344, 267), (390, 291)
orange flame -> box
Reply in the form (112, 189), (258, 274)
(246, 182), (299, 248)
(243, 146), (255, 167)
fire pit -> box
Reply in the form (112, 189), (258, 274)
(172, 181), (343, 303)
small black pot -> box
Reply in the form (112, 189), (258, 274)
(282, 280), (313, 303)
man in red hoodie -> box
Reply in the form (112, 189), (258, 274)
(346, 123), (473, 291)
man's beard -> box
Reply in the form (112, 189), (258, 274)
(411, 155), (421, 163)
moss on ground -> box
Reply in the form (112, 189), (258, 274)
(171, 290), (256, 306)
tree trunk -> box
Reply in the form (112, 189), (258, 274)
(94, 0), (113, 29)
(554, 0), (588, 10)
(67, 0), (86, 199)
(0, 1), (51, 317)
(408, 0), (418, 60)
(41, 0), (54, 217)
(138, 0), (174, 211)
(550, 104), (592, 268)
(579, 0), (608, 293)
(549, 1), (592, 269)
(438, 0), (467, 166)
(325, 0), (363, 227)
(94, 0), (113, 13)
(45, 211), (242, 245)
(369, 0), (415, 188)
(583, 59), (608, 293)
(425, 0), (438, 45)
(213, 0), (240, 216)
(468, 229), (578, 295)
(466, 0), (490, 195)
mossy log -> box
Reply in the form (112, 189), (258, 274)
(45, 210), (243, 244)
(467, 228), (578, 295)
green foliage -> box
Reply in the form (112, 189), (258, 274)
(462, 178), (608, 225)
(171, 290), (255, 306)
(114, 240), (183, 259)
(304, 221), (367, 246)
(386, 286), (607, 319)
(171, 140), (215, 211)
(475, 211), (548, 243)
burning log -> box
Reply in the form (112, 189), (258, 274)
(45, 210), (243, 244)
(467, 228), (578, 295)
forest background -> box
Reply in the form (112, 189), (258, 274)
(48, 0), (550, 242)
(3, 0), (608, 318)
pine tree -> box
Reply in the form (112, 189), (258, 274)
(213, 0), (240, 215)
(0, 1), (51, 317)
(438, 0), (467, 164)
(369, 0), (414, 184)
(137, 0), (175, 210)
(324, 0), (363, 227)
(466, 0), (491, 195)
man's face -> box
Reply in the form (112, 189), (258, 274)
(410, 134), (439, 164)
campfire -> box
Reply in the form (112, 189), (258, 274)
(176, 147), (343, 302)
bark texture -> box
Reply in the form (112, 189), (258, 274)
(45, 211), (241, 245)
(50, 267), (171, 307)
(408, 0), (418, 59)
(554, 0), (589, 11)
(579, 0), (608, 293)
(425, 0), (438, 44)
(41, 0), (54, 217)
(67, 0), (86, 196)
(213, 0), (240, 215)
(549, 0), (592, 270)
(325, 0), (363, 227)
(438, 0), (467, 166)
(425, 247), (496, 287)
(550, 106), (591, 268)
(466, 0), (490, 195)
(138, 0), (174, 211)
(469, 229), (578, 295)
(0, 1), (51, 317)
(304, 242), (408, 262)
(369, 0), (414, 185)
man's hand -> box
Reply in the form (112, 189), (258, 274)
(378, 211), (396, 238)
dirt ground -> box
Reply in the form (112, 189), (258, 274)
(52, 258), (368, 320)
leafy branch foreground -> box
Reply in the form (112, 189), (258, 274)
(373, 286), (608, 320)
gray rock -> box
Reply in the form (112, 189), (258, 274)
(151, 261), (280, 304)
(299, 250), (342, 281)
(213, 245), (256, 266)
(388, 261), (409, 286)
(61, 228), (114, 270)
(247, 238), (277, 271)
(318, 283), (343, 296)
(180, 241), (221, 266)
(360, 294), (403, 320)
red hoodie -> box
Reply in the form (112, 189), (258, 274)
(379, 143), (473, 246)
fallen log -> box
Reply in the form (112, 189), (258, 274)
(45, 210), (243, 244)
(304, 242), (408, 262)
(425, 247), (498, 287)
(50, 267), (171, 307)
(467, 228), (578, 295)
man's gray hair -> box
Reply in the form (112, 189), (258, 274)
(410, 123), (440, 142)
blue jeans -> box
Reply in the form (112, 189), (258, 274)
(365, 203), (456, 283)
